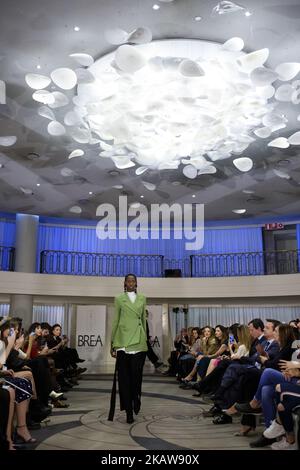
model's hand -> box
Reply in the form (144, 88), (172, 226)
(110, 349), (117, 358)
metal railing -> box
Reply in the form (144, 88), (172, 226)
(39, 249), (300, 277)
(40, 250), (164, 277)
(190, 250), (300, 277)
(0, 246), (15, 271)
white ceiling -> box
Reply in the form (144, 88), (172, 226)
(1, 0), (300, 220)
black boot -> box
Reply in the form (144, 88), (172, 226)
(133, 398), (141, 415)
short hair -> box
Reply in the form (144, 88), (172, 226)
(41, 322), (51, 331)
(248, 318), (264, 331)
(265, 319), (281, 330)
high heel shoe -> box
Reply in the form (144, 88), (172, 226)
(14, 425), (37, 444)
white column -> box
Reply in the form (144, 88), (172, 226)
(10, 214), (39, 328)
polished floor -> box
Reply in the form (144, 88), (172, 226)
(28, 369), (267, 451)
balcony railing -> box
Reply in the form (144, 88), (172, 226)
(39, 249), (300, 278)
(0, 246), (15, 271)
(40, 250), (164, 277)
(190, 250), (300, 277)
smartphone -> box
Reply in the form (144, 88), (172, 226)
(229, 334), (235, 344)
(9, 328), (14, 336)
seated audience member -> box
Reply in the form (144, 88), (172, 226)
(0, 387), (12, 451)
(163, 328), (189, 376)
(181, 325), (227, 387)
(289, 319), (300, 340)
(177, 327), (202, 379)
(233, 323), (295, 447)
(48, 324), (86, 377)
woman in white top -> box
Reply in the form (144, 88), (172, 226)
(229, 324), (251, 360)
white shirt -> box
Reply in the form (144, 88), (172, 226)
(116, 291), (140, 355)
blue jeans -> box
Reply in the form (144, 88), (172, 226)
(254, 368), (298, 427)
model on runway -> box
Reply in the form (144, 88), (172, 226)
(108, 274), (147, 424)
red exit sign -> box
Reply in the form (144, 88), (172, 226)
(264, 223), (284, 230)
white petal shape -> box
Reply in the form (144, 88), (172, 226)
(115, 45), (146, 73)
(113, 157), (135, 169)
(198, 166), (217, 175)
(288, 131), (300, 145)
(142, 181), (156, 190)
(222, 37), (244, 52)
(61, 168), (74, 177)
(64, 110), (82, 126)
(20, 187), (33, 195)
(25, 73), (51, 90)
(0, 80), (5, 104)
(213, 1), (246, 15)
(112, 185), (124, 189)
(100, 142), (113, 151)
(104, 28), (129, 45)
(275, 62), (300, 81)
(69, 206), (82, 214)
(254, 127), (271, 138)
(183, 165), (197, 179)
(68, 149), (84, 159)
(48, 91), (69, 108)
(273, 169), (290, 179)
(256, 85), (275, 99)
(262, 114), (287, 128)
(0, 136), (17, 146)
(233, 157), (253, 172)
(50, 67), (77, 90)
(75, 68), (95, 84)
(179, 59), (205, 77)
(69, 53), (94, 67)
(38, 106), (55, 120)
(47, 121), (66, 136)
(275, 84), (294, 102)
(270, 123), (287, 133)
(32, 90), (55, 104)
(268, 137), (290, 149)
(69, 127), (90, 143)
(130, 202), (141, 209)
(250, 67), (278, 86)
(135, 166), (148, 175)
(158, 162), (179, 170)
(232, 209), (246, 214)
(237, 48), (269, 73)
(127, 27), (152, 44)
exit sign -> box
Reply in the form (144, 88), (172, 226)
(264, 223), (284, 230)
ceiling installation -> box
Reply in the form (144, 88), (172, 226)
(1, 0), (300, 220)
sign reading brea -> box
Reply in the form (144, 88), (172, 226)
(76, 305), (106, 373)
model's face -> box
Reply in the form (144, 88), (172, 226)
(204, 328), (211, 338)
(125, 276), (136, 292)
(53, 326), (61, 337)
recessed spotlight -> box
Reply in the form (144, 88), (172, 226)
(140, 195), (144, 198)
(36, 183), (40, 187)
(192, 194), (196, 198)
(89, 191), (93, 195)
(36, 64), (41, 70)
(74, 26), (80, 32)
(232, 209), (246, 214)
(194, 16), (202, 21)
(245, 11), (252, 17)
(153, 4), (160, 10)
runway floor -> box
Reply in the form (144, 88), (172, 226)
(28, 373), (267, 451)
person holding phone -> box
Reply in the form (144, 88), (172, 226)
(108, 274), (147, 424)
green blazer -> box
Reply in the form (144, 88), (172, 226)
(111, 293), (148, 352)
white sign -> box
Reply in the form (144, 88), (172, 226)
(147, 304), (163, 359)
(76, 305), (106, 373)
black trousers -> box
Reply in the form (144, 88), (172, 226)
(117, 351), (146, 414)
(0, 388), (10, 451)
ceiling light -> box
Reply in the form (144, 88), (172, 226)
(242, 189), (255, 194)
(74, 26), (80, 32)
(89, 191), (93, 195)
(36, 183), (40, 187)
(194, 16), (202, 21)
(152, 4), (160, 10)
(140, 195), (144, 198)
(36, 64), (41, 70)
(232, 209), (246, 214)
(245, 11), (252, 17)
(192, 194), (196, 198)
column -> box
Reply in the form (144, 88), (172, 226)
(162, 303), (173, 364)
(10, 214), (39, 328)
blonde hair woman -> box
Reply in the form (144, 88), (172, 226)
(229, 324), (251, 359)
